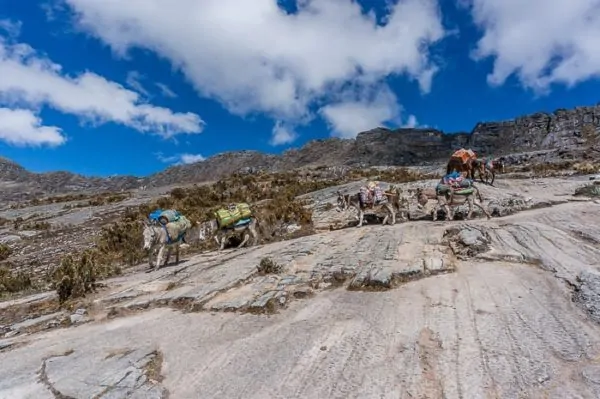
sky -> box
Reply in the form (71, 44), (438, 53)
(0, 0), (599, 177)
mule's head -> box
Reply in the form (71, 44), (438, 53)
(197, 220), (216, 242)
(494, 158), (505, 173)
(142, 223), (156, 250)
(335, 191), (348, 212)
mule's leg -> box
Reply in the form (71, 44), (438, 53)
(219, 235), (227, 251)
(357, 209), (364, 227)
(148, 247), (154, 269)
(432, 203), (439, 221)
(166, 246), (173, 266)
(175, 244), (180, 264)
(252, 226), (259, 246)
(238, 232), (250, 248)
(399, 209), (407, 222)
(490, 170), (495, 186)
(444, 204), (453, 221)
(473, 201), (492, 219)
(155, 245), (165, 271)
(249, 224), (258, 246)
(388, 204), (396, 225)
(466, 196), (475, 220)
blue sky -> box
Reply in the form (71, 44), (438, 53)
(0, 0), (599, 177)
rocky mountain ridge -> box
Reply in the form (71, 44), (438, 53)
(1, 104), (599, 197)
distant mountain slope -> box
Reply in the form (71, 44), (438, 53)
(1, 104), (599, 198)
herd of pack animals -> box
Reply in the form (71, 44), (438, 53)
(141, 149), (506, 271)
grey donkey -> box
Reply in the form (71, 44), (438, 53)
(429, 185), (491, 221)
(336, 190), (405, 227)
(142, 221), (189, 271)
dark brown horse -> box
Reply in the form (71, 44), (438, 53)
(446, 157), (476, 180)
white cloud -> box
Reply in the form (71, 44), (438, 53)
(0, 107), (65, 146)
(463, 0), (600, 92)
(0, 29), (204, 138)
(157, 152), (205, 165)
(270, 121), (297, 146)
(179, 153), (205, 164)
(64, 0), (446, 133)
(125, 70), (149, 96)
(155, 82), (177, 98)
(0, 19), (21, 38)
(320, 84), (409, 138)
(402, 114), (419, 128)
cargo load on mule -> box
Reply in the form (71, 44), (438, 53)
(148, 209), (191, 244)
(450, 148), (476, 164)
(148, 209), (181, 225)
(359, 181), (387, 207)
(436, 172), (474, 196)
(446, 148), (477, 178)
(164, 215), (192, 243)
(214, 203), (253, 228)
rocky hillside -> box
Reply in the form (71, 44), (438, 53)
(0, 157), (143, 202)
(2, 104), (599, 198)
(151, 104), (600, 186)
(2, 175), (600, 398)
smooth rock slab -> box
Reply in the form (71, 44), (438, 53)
(349, 261), (424, 290)
(574, 271), (600, 324)
(9, 312), (64, 333)
(43, 347), (167, 399)
(248, 291), (287, 312)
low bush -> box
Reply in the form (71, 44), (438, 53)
(0, 244), (12, 261)
(51, 249), (122, 303)
(257, 257), (282, 275)
(0, 266), (32, 295)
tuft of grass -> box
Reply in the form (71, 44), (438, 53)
(257, 257), (283, 275)
(0, 244), (12, 261)
(574, 183), (600, 197)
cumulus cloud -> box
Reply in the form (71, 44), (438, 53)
(270, 121), (297, 146)
(64, 0), (446, 136)
(463, 0), (600, 92)
(155, 82), (177, 98)
(0, 19), (21, 38)
(0, 29), (204, 140)
(319, 84), (419, 138)
(0, 108), (65, 146)
(402, 114), (419, 128)
(157, 152), (205, 165)
(125, 70), (149, 96)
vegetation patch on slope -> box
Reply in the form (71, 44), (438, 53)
(1, 166), (435, 302)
